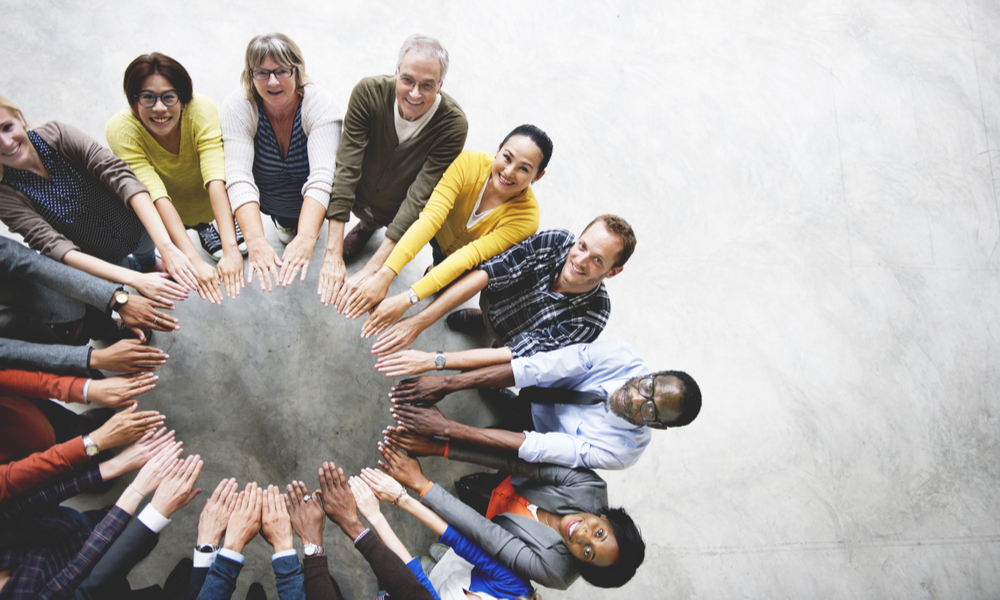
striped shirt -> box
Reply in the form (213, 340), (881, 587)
(253, 103), (310, 219)
(2, 132), (143, 265)
(480, 229), (611, 358)
(0, 466), (130, 600)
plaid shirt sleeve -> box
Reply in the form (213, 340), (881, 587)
(0, 466), (102, 524)
(505, 286), (611, 358)
(39, 506), (131, 600)
(482, 229), (573, 292)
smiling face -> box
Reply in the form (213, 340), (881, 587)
(253, 55), (299, 112)
(553, 221), (625, 294)
(490, 135), (545, 199)
(394, 49), (442, 122)
(135, 73), (183, 145)
(609, 374), (684, 428)
(0, 107), (35, 172)
(559, 512), (620, 567)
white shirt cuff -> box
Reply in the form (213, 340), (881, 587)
(511, 357), (533, 387)
(219, 548), (245, 564)
(192, 549), (218, 568)
(271, 549), (297, 561)
(137, 505), (171, 533)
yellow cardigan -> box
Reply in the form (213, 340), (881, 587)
(104, 94), (226, 226)
(384, 150), (540, 299)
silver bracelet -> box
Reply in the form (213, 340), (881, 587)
(393, 488), (408, 505)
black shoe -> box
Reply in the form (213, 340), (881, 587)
(446, 309), (485, 333)
(246, 582), (267, 600)
(342, 223), (376, 260)
(198, 223), (224, 260)
(233, 220), (248, 255)
(163, 558), (193, 600)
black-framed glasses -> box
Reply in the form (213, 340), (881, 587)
(635, 375), (660, 423)
(251, 67), (296, 81)
(134, 92), (180, 108)
(396, 71), (440, 94)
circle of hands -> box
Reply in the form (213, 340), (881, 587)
(106, 409), (440, 552)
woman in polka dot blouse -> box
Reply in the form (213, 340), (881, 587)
(0, 95), (199, 303)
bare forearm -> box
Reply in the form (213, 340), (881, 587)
(442, 347), (513, 371)
(207, 180), (239, 251)
(445, 422), (525, 455)
(234, 203), (266, 243)
(365, 514), (412, 562)
(397, 495), (447, 536)
(153, 197), (201, 259)
(128, 192), (174, 249)
(297, 197), (328, 240)
(440, 364), (516, 394)
(360, 237), (397, 275)
(64, 250), (135, 288)
(325, 218), (345, 253)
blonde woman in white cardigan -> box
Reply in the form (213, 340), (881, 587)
(221, 32), (342, 292)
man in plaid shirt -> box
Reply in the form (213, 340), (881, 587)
(371, 214), (636, 359)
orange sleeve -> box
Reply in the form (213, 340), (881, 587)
(0, 437), (90, 501)
(0, 370), (87, 404)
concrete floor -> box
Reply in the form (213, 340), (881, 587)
(5, 0), (1000, 598)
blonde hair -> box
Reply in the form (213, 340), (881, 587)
(0, 95), (27, 181)
(240, 33), (310, 102)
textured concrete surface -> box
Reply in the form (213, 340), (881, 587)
(5, 0), (1000, 598)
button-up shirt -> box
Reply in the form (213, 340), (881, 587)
(480, 229), (611, 358)
(511, 340), (652, 471)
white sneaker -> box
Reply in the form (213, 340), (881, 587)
(232, 220), (248, 255)
(272, 217), (297, 244)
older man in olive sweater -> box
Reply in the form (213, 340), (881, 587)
(317, 34), (468, 309)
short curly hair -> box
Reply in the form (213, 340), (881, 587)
(574, 507), (645, 588)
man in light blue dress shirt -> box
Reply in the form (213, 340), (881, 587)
(386, 340), (702, 471)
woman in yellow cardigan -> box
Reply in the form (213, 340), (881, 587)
(344, 124), (552, 338)
(106, 53), (246, 304)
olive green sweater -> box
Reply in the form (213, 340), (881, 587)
(326, 75), (468, 242)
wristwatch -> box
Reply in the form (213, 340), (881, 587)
(303, 543), (325, 556)
(407, 288), (419, 304)
(82, 434), (100, 457)
(109, 287), (129, 314)
(196, 543), (218, 553)
(435, 351), (446, 370)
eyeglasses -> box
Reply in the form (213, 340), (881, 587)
(134, 92), (180, 108)
(634, 375), (661, 423)
(396, 72), (440, 94)
(251, 67), (296, 81)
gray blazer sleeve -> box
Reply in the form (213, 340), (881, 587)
(448, 444), (609, 514)
(0, 237), (118, 308)
(74, 518), (159, 599)
(0, 338), (91, 375)
(422, 483), (577, 590)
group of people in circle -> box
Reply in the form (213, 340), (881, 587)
(1, 30), (702, 600)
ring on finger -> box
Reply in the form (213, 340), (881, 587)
(302, 494), (311, 502)
(153, 316), (159, 325)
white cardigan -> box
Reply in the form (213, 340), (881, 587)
(220, 83), (342, 212)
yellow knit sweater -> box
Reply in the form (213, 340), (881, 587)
(384, 150), (540, 299)
(105, 94), (226, 226)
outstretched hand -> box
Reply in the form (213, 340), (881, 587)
(388, 377), (450, 405)
(285, 480), (325, 546)
(382, 426), (447, 457)
(358, 467), (405, 504)
(197, 478), (239, 547)
(261, 485), (294, 552)
(317, 461), (365, 539)
(371, 315), (424, 357)
(150, 454), (203, 518)
(377, 440), (430, 492)
(223, 482), (263, 553)
(389, 404), (453, 438)
(348, 476), (381, 523)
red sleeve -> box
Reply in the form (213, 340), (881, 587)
(0, 436), (89, 501)
(0, 369), (87, 404)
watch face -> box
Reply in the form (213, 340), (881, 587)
(115, 290), (129, 306)
(435, 354), (446, 367)
(85, 444), (99, 457)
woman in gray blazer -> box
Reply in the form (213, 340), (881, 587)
(377, 440), (646, 591)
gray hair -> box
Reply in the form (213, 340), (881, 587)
(241, 33), (310, 102)
(396, 34), (450, 82)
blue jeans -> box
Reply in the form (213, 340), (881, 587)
(118, 226), (156, 273)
